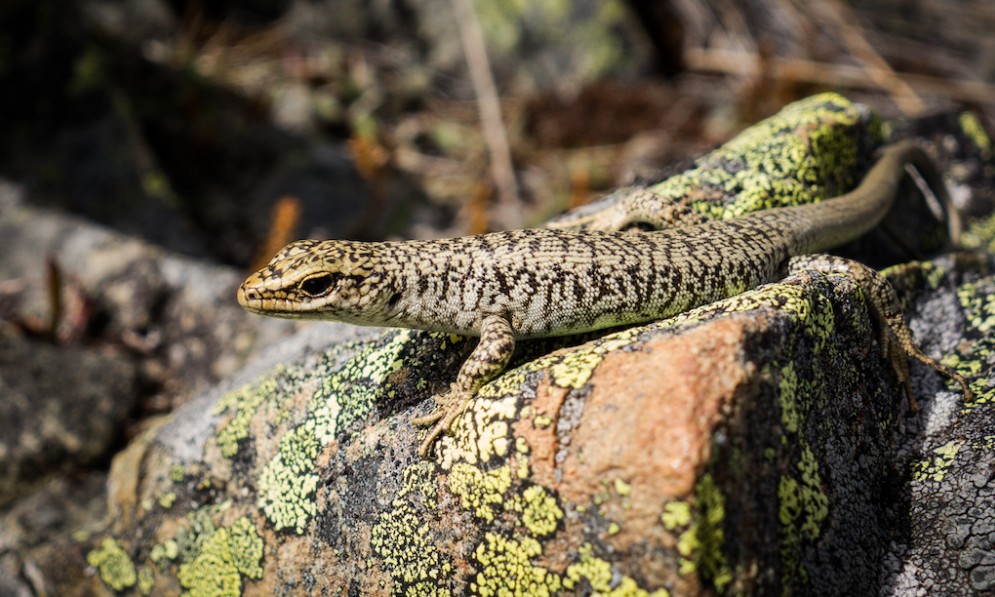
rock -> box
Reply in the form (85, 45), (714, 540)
(6, 95), (995, 595)
(0, 328), (137, 507)
(0, 196), (301, 411)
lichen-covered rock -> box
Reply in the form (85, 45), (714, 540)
(7, 95), (995, 596)
(55, 258), (990, 595)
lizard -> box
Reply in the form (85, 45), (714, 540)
(238, 139), (972, 457)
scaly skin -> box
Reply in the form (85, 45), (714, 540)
(239, 141), (971, 456)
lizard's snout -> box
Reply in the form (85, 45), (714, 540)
(236, 282), (252, 309)
(237, 275), (264, 311)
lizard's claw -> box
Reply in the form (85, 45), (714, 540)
(411, 387), (471, 457)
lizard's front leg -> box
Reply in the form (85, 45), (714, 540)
(411, 313), (515, 457)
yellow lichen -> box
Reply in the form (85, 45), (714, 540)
(960, 111), (992, 160)
(176, 516), (264, 597)
(912, 440), (964, 482)
(87, 537), (137, 592)
(515, 485), (564, 537)
(257, 421), (320, 534)
(446, 462), (512, 521)
(661, 502), (691, 530)
(471, 533), (562, 596)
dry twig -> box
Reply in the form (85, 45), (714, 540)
(450, 0), (521, 228)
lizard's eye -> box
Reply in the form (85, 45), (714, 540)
(299, 273), (334, 297)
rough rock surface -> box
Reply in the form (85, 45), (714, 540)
(0, 328), (137, 507)
(2, 97), (994, 595)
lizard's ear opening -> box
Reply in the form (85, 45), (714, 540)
(299, 273), (334, 297)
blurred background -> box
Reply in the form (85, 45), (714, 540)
(2, 0), (994, 266)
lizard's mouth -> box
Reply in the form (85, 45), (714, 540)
(237, 282), (329, 320)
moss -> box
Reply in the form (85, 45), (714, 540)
(87, 537), (137, 592)
(912, 440), (964, 482)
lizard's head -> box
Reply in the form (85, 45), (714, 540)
(238, 239), (396, 323)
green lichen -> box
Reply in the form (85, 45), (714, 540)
(471, 533), (562, 596)
(943, 275), (995, 408)
(213, 373), (280, 458)
(371, 462), (451, 594)
(87, 537), (137, 592)
(562, 543), (671, 596)
(963, 213), (995, 255)
(170, 464), (187, 483)
(958, 278), (995, 334)
(779, 363), (800, 433)
(229, 517), (265, 579)
(370, 499), (452, 591)
(515, 485), (564, 537)
(674, 474), (732, 591)
(436, 390), (519, 469)
(177, 528), (242, 596)
(257, 420), (320, 534)
(138, 565), (155, 595)
(176, 516), (264, 596)
(158, 491), (177, 509)
(777, 443), (830, 589)
(795, 446), (829, 539)
(150, 540), (179, 568)
(648, 93), (875, 221)
(310, 330), (412, 441)
(447, 462), (512, 521)
(661, 501), (691, 530)
(176, 503), (228, 562)
(960, 111), (992, 160)
(912, 440), (964, 482)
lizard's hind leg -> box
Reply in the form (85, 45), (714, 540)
(787, 254), (972, 410)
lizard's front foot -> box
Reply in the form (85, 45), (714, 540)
(410, 386), (471, 457)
